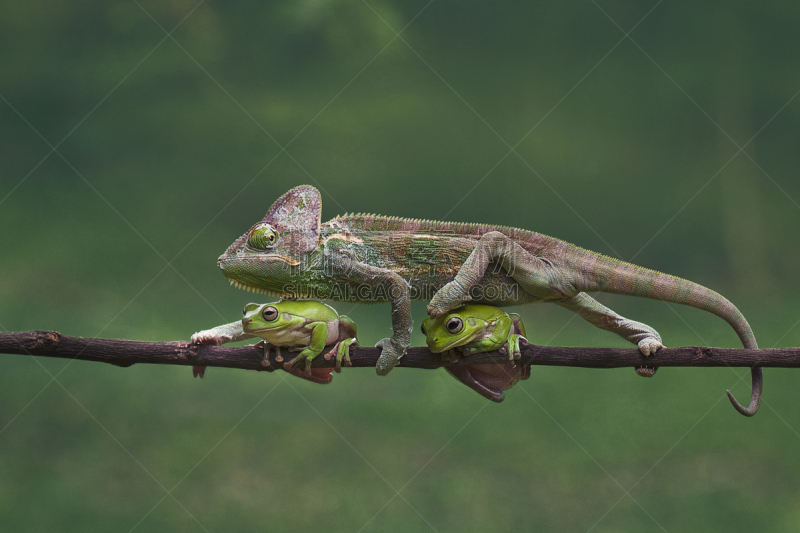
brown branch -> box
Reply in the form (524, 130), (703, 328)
(1, 331), (799, 373)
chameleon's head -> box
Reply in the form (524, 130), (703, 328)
(218, 185), (322, 297)
(421, 305), (493, 353)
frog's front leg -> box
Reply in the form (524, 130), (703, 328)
(491, 315), (526, 362)
(322, 315), (359, 372)
(285, 322), (329, 375)
(253, 340), (275, 368)
(323, 337), (358, 373)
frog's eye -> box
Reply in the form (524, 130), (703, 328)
(420, 324), (427, 335)
(445, 317), (463, 334)
(261, 306), (279, 322)
(248, 224), (279, 250)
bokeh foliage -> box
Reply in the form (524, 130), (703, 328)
(1, 1), (800, 531)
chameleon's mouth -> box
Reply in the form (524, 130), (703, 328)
(227, 278), (284, 296)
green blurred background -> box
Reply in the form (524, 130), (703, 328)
(2, 1), (800, 531)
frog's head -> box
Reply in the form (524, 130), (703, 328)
(218, 185), (322, 298)
(421, 306), (490, 353)
(242, 302), (293, 335)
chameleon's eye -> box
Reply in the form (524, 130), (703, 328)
(261, 306), (279, 322)
(248, 224), (279, 250)
(445, 317), (463, 334)
(420, 324), (427, 335)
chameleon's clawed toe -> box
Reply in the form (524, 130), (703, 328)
(637, 337), (663, 357)
(635, 366), (657, 378)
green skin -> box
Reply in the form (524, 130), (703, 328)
(422, 304), (531, 402)
(422, 304), (527, 358)
(214, 185), (761, 416)
(191, 300), (357, 384)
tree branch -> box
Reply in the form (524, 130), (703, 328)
(1, 331), (799, 373)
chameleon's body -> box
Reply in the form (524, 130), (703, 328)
(215, 185), (761, 415)
(422, 304), (530, 402)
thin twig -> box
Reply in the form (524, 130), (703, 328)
(1, 331), (798, 373)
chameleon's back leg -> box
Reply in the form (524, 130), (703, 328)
(555, 293), (663, 356)
(428, 231), (662, 357)
(428, 231), (565, 317)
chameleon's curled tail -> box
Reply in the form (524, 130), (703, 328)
(575, 254), (761, 416)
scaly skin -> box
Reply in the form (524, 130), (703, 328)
(422, 304), (530, 402)
(191, 300), (357, 383)
(215, 185), (761, 416)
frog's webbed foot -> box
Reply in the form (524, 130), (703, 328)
(375, 337), (407, 376)
(281, 346), (333, 384)
(251, 340), (274, 368)
(427, 280), (472, 318)
(284, 353), (310, 374)
(323, 338), (357, 373)
(504, 334), (526, 362)
(438, 349), (460, 364)
(192, 366), (206, 378)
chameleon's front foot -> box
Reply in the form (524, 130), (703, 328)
(374, 337), (407, 375)
(427, 280), (471, 318)
(190, 329), (225, 379)
(323, 338), (357, 373)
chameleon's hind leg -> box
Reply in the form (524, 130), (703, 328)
(427, 231), (662, 360)
(428, 231), (559, 316)
(555, 293), (663, 357)
(635, 366), (658, 377)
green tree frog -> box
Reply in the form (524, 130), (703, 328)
(421, 304), (530, 402)
(191, 300), (357, 384)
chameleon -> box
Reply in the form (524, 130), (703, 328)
(191, 300), (357, 384)
(214, 185), (762, 416)
(421, 304), (531, 402)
